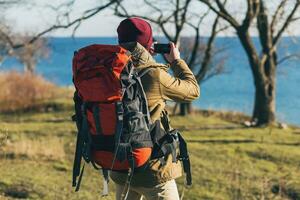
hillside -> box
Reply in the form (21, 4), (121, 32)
(0, 99), (299, 200)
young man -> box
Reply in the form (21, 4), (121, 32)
(110, 17), (200, 200)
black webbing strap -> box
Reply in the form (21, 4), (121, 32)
(72, 102), (92, 191)
(177, 133), (192, 187)
(159, 138), (177, 163)
(120, 151), (135, 200)
(81, 103), (92, 163)
(161, 110), (171, 132)
(72, 134), (83, 187)
(111, 101), (124, 169)
(170, 136), (178, 163)
(160, 109), (192, 186)
(114, 101), (124, 146)
(72, 94), (83, 187)
(75, 163), (85, 192)
(90, 105), (104, 170)
(93, 105), (103, 135)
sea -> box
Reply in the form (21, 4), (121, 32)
(1, 37), (300, 126)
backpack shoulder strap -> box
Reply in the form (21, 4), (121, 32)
(161, 109), (171, 132)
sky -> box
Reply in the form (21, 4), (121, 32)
(3, 0), (300, 37)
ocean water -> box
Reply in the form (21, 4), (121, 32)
(1, 37), (300, 126)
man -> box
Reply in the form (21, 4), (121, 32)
(110, 17), (200, 200)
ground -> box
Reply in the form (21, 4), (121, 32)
(0, 99), (299, 200)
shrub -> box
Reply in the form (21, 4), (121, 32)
(0, 71), (66, 112)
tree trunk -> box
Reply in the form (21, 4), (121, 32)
(179, 102), (192, 116)
(24, 61), (35, 73)
(252, 57), (276, 126)
(252, 80), (276, 125)
(237, 30), (276, 126)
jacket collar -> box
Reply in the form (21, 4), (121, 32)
(120, 42), (168, 71)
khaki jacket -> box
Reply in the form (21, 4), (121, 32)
(110, 42), (200, 187)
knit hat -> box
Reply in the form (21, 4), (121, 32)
(117, 17), (153, 50)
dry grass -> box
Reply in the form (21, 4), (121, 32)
(1, 137), (66, 161)
(0, 71), (71, 112)
(194, 109), (251, 124)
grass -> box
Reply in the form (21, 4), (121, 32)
(0, 99), (299, 200)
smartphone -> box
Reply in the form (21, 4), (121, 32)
(153, 43), (171, 54)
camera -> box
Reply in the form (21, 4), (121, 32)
(153, 43), (171, 54)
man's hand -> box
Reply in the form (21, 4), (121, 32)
(164, 42), (180, 63)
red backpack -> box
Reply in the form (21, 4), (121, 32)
(71, 44), (192, 197)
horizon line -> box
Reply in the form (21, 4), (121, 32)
(46, 35), (300, 38)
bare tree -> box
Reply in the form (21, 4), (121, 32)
(13, 36), (49, 73)
(0, 0), (121, 50)
(114, 0), (227, 115)
(0, 23), (49, 72)
(0, 23), (12, 64)
(0, 0), (120, 69)
(199, 0), (300, 126)
(0, 0), (23, 62)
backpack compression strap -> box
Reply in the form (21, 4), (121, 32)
(161, 111), (192, 187)
(177, 132), (192, 187)
(72, 96), (94, 191)
(72, 93), (83, 187)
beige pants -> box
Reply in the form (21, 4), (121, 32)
(115, 180), (180, 200)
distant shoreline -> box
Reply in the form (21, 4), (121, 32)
(2, 37), (299, 126)
(46, 36), (300, 39)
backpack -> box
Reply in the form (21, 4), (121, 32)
(71, 44), (192, 197)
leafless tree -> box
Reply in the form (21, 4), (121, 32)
(0, 0), (25, 64)
(199, 0), (300, 126)
(0, 23), (50, 72)
(0, 0), (121, 50)
(114, 0), (228, 115)
(0, 0), (120, 70)
(13, 36), (49, 73)
(0, 23), (12, 64)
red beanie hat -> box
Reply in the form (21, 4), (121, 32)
(117, 17), (153, 50)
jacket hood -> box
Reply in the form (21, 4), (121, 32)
(120, 42), (169, 71)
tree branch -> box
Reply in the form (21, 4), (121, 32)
(277, 54), (300, 65)
(270, 0), (288, 35)
(4, 0), (120, 49)
(241, 0), (259, 30)
(186, 8), (210, 68)
(144, 0), (163, 15)
(199, 0), (240, 28)
(177, 0), (192, 40)
(273, 0), (300, 46)
(196, 14), (220, 82)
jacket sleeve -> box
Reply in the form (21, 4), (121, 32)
(159, 59), (200, 102)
